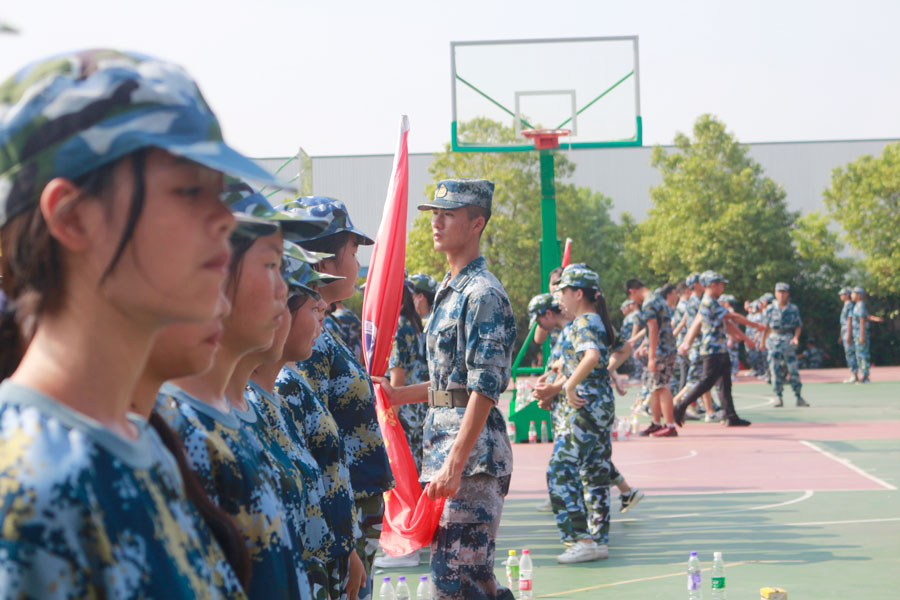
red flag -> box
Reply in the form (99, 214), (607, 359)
(362, 116), (445, 555)
(561, 237), (573, 268)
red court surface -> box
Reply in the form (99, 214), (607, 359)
(507, 420), (899, 499)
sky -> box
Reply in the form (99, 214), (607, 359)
(2, 0), (899, 158)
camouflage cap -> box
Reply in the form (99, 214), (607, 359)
(417, 178), (494, 212)
(0, 49), (291, 229)
(838, 287), (851, 296)
(852, 286), (866, 295)
(760, 292), (775, 303)
(557, 264), (601, 293)
(281, 196), (374, 245)
(686, 272), (701, 286)
(700, 270), (728, 286)
(223, 177), (329, 242)
(282, 241), (342, 298)
(720, 294), (736, 305)
(620, 299), (636, 311)
(408, 272), (437, 295)
(775, 282), (790, 292)
(527, 293), (556, 319)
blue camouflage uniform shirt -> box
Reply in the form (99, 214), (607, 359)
(324, 309), (363, 362)
(620, 311), (639, 341)
(698, 294), (729, 356)
(640, 292), (677, 357)
(673, 297), (689, 344)
(852, 301), (869, 341)
(840, 300), (855, 340)
(561, 313), (624, 428)
(387, 315), (430, 470)
(0, 381), (245, 599)
(421, 256), (516, 482)
(763, 302), (803, 349)
(686, 294), (702, 350)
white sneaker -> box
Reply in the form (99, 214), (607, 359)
(704, 411), (721, 423)
(373, 551), (419, 568)
(535, 498), (553, 512)
(842, 376), (858, 384)
(556, 540), (608, 563)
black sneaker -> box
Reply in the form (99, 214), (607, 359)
(724, 416), (752, 427)
(796, 397), (810, 407)
(673, 402), (687, 427)
(639, 423), (664, 436)
(620, 489), (645, 513)
(773, 397), (784, 408)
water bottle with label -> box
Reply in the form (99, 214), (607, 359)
(528, 421), (537, 443)
(380, 576), (395, 600)
(505, 549), (519, 591)
(617, 416), (630, 441)
(710, 552), (726, 599)
(416, 576), (431, 600)
(519, 549), (533, 599)
(515, 380), (528, 411)
(541, 420), (550, 443)
(687, 552), (702, 600)
(507, 421), (516, 442)
(395, 576), (410, 600)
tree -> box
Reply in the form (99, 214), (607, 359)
(406, 117), (626, 349)
(628, 114), (798, 301)
(823, 142), (900, 295)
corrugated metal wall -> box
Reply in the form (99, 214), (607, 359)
(255, 138), (898, 265)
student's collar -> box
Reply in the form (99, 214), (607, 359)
(447, 256), (486, 292)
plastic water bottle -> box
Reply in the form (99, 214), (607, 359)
(631, 413), (640, 434)
(507, 421), (516, 442)
(519, 548), (533, 598)
(515, 380), (528, 411)
(528, 421), (537, 443)
(611, 417), (619, 441)
(395, 576), (410, 600)
(380, 576), (395, 600)
(505, 549), (519, 591)
(416, 576), (431, 600)
(687, 552), (702, 599)
(541, 420), (550, 442)
(710, 552), (726, 599)
(617, 416), (630, 441)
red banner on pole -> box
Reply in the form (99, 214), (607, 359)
(561, 237), (573, 268)
(362, 116), (444, 555)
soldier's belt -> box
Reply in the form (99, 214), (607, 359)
(772, 328), (794, 334)
(428, 389), (469, 408)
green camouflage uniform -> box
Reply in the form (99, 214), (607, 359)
(852, 298), (871, 379)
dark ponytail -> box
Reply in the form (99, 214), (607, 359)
(583, 288), (617, 348)
(400, 282), (423, 334)
(148, 412), (252, 589)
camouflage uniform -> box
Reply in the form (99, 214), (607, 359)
(157, 383), (313, 600)
(276, 366), (361, 600)
(388, 314), (430, 472)
(620, 309), (642, 380)
(852, 296), (871, 379)
(325, 308), (364, 362)
(763, 300), (803, 400)
(0, 381), (246, 599)
(639, 292), (677, 391)
(672, 295), (689, 394)
(683, 292), (704, 391)
(800, 345), (825, 369)
(840, 297), (859, 373)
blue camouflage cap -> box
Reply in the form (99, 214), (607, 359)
(686, 272), (701, 286)
(839, 287), (851, 295)
(223, 177), (329, 241)
(418, 178), (494, 211)
(282, 241), (342, 298)
(282, 196), (374, 245)
(700, 270), (728, 286)
(760, 292), (775, 303)
(853, 286), (866, 295)
(621, 299), (636, 311)
(720, 294), (736, 305)
(527, 293), (556, 319)
(0, 49), (291, 229)
(775, 282), (790, 292)
(557, 264), (601, 293)
(408, 272), (437, 295)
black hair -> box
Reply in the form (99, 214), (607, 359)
(414, 288), (435, 310)
(224, 232), (257, 300)
(579, 287), (617, 348)
(400, 282), (423, 334)
(300, 231), (355, 269)
(658, 283), (677, 299)
(675, 282), (688, 295)
(624, 278), (644, 294)
(464, 204), (491, 231)
(0, 151), (147, 379)
(148, 412), (251, 589)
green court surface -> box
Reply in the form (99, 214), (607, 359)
(375, 379), (900, 598)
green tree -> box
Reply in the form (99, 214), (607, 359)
(629, 114), (798, 301)
(406, 117), (626, 350)
(823, 142), (900, 295)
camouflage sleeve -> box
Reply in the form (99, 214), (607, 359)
(0, 540), (87, 598)
(573, 315), (603, 355)
(387, 320), (411, 373)
(464, 289), (515, 403)
(298, 336), (334, 399)
(323, 316), (342, 343)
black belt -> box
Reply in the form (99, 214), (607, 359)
(772, 328), (794, 334)
(428, 389), (469, 408)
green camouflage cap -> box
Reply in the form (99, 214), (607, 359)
(700, 270), (728, 286)
(775, 282), (790, 292)
(418, 178), (494, 211)
(0, 49), (292, 229)
(557, 264), (601, 293)
(281, 196), (374, 245)
(527, 293), (556, 319)
(838, 287), (851, 296)
(282, 241), (341, 297)
(222, 177), (329, 242)
(686, 272), (701, 286)
(408, 272), (437, 294)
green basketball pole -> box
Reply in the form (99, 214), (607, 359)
(538, 148), (560, 367)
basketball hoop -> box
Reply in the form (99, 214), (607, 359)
(521, 128), (571, 150)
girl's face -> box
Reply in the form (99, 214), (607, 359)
(555, 286), (581, 316)
(283, 294), (327, 362)
(223, 230), (288, 355)
(317, 236), (360, 303)
(92, 149), (235, 324)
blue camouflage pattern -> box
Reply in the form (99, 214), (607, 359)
(285, 197), (374, 245)
(387, 315), (429, 472)
(840, 299), (858, 374)
(421, 256), (516, 482)
(698, 293), (729, 356)
(0, 381), (245, 599)
(418, 178), (494, 211)
(639, 292), (677, 357)
(763, 302), (803, 398)
(324, 308), (363, 362)
(852, 301), (871, 378)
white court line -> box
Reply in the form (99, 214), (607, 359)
(799, 440), (897, 490)
(617, 489), (814, 521)
(620, 516), (900, 535)
(618, 450), (698, 466)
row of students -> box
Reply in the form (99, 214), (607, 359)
(0, 49), (389, 600)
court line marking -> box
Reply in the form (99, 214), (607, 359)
(799, 440), (897, 490)
(616, 450), (698, 466)
(615, 489), (814, 522)
(618, 516), (900, 537)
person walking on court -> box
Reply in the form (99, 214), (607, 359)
(759, 283), (809, 408)
(838, 287), (859, 383)
(674, 271), (765, 428)
(851, 286), (880, 384)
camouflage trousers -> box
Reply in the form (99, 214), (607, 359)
(855, 340), (871, 379)
(325, 553), (350, 600)
(842, 339), (859, 373)
(398, 402), (428, 473)
(729, 345), (739, 376)
(431, 474), (514, 600)
(307, 558), (330, 600)
(767, 336), (802, 398)
(355, 494), (384, 600)
(547, 402), (623, 545)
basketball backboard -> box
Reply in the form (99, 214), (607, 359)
(450, 36), (642, 152)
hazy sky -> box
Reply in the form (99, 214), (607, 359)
(2, 0), (898, 158)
